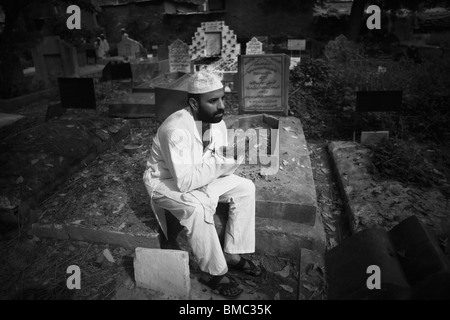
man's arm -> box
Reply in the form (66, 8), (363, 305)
(161, 128), (240, 193)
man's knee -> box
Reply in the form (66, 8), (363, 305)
(239, 178), (255, 196)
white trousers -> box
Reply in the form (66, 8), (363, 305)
(151, 174), (256, 276)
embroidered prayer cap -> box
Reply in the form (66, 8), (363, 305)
(188, 70), (224, 94)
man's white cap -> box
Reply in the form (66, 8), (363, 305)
(188, 70), (223, 94)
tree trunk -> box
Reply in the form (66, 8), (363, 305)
(346, 0), (369, 42)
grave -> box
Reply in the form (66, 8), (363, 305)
(224, 114), (317, 225)
(108, 93), (156, 118)
(118, 35), (145, 60)
(237, 54), (290, 116)
(246, 37), (264, 55)
(31, 36), (80, 87)
(168, 39), (192, 74)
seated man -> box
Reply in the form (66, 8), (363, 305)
(143, 70), (261, 298)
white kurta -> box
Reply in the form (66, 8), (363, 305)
(143, 107), (255, 275)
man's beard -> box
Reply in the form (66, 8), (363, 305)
(198, 107), (224, 124)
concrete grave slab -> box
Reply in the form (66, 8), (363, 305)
(109, 93), (156, 118)
(134, 248), (190, 299)
(0, 113), (25, 129)
(225, 114), (317, 225)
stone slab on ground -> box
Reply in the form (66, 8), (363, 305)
(31, 223), (160, 250)
(255, 214), (326, 259)
(328, 141), (450, 237)
(0, 113), (25, 129)
(226, 115), (317, 226)
(109, 93), (155, 118)
(134, 248), (190, 299)
(0, 88), (58, 113)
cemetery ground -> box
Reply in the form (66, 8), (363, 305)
(1, 57), (450, 300)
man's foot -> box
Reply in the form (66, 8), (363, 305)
(228, 257), (262, 277)
(199, 274), (243, 299)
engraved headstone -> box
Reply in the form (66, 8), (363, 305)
(238, 54), (290, 116)
(246, 37), (263, 55)
(168, 39), (191, 73)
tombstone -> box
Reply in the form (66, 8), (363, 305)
(101, 61), (133, 82)
(255, 36), (270, 53)
(58, 78), (96, 110)
(238, 54), (290, 116)
(31, 36), (80, 87)
(246, 37), (264, 55)
(189, 21), (241, 61)
(168, 39), (191, 74)
(118, 35), (144, 60)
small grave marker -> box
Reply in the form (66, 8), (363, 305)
(246, 37), (263, 55)
(168, 39), (191, 73)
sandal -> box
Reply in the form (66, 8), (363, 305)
(229, 257), (262, 277)
(199, 274), (243, 299)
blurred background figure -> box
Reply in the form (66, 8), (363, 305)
(94, 37), (105, 59)
(100, 34), (110, 57)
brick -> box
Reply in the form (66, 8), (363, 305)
(325, 227), (411, 300)
(134, 248), (190, 299)
(389, 215), (450, 286)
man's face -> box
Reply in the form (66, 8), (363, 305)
(197, 88), (226, 124)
